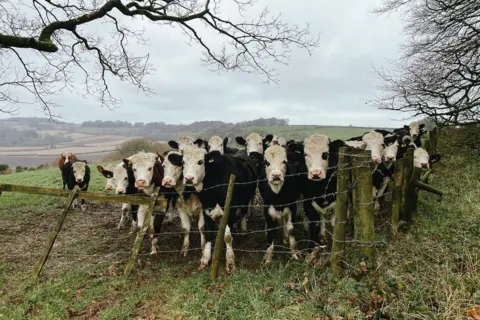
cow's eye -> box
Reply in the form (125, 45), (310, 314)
(282, 160), (287, 164)
(258, 142), (262, 145)
(265, 160), (270, 166)
(73, 170), (76, 174)
(304, 153), (310, 158)
(322, 152), (329, 160)
(148, 167), (152, 171)
(181, 160), (185, 165)
(198, 160), (204, 165)
(124, 177), (128, 181)
(133, 168), (137, 172)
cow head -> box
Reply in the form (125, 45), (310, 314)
(264, 145), (287, 191)
(271, 136), (287, 147)
(208, 136), (226, 154)
(168, 146), (207, 191)
(168, 136), (195, 153)
(97, 164), (115, 190)
(72, 160), (88, 183)
(303, 134), (330, 181)
(123, 152), (158, 189)
(346, 131), (384, 163)
(414, 148), (441, 169)
(193, 138), (208, 149)
(162, 150), (183, 188)
(110, 163), (130, 194)
(382, 134), (400, 164)
(235, 133), (273, 155)
(407, 122), (426, 141)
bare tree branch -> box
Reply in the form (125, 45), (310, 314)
(0, 0), (319, 117)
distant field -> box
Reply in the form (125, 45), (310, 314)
(251, 125), (376, 140)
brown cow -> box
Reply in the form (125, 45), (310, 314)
(59, 152), (78, 189)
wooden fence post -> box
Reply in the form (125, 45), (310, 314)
(331, 147), (349, 278)
(400, 148), (414, 221)
(33, 189), (79, 279)
(407, 167), (422, 217)
(390, 158), (405, 238)
(124, 187), (160, 277)
(210, 174), (236, 281)
(351, 150), (375, 264)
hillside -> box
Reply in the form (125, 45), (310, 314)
(0, 117), (381, 167)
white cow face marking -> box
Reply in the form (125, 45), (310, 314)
(409, 122), (420, 140)
(362, 131), (384, 163)
(97, 164), (115, 190)
(208, 136), (224, 154)
(264, 146), (287, 188)
(162, 151), (183, 187)
(180, 146), (207, 189)
(72, 162), (87, 183)
(414, 147), (430, 169)
(245, 133), (264, 155)
(304, 134), (329, 181)
(111, 163), (129, 194)
(168, 136), (195, 153)
(382, 135), (399, 164)
(271, 136), (287, 147)
(127, 152), (157, 189)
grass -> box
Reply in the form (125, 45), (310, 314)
(0, 151), (480, 319)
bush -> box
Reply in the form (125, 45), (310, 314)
(102, 138), (170, 162)
(15, 166), (23, 173)
(0, 164), (9, 173)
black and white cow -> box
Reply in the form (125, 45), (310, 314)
(168, 136), (195, 153)
(393, 121), (427, 147)
(258, 143), (305, 263)
(200, 136), (240, 155)
(63, 159), (90, 211)
(168, 145), (258, 272)
(123, 152), (166, 255)
(162, 150), (205, 256)
(345, 130), (385, 167)
(97, 162), (139, 232)
(301, 134), (345, 246)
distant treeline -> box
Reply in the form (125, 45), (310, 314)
(0, 127), (72, 147)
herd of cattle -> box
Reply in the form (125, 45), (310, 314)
(57, 122), (441, 272)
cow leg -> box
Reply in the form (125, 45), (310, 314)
(80, 199), (87, 212)
(264, 207), (277, 264)
(224, 225), (236, 273)
(304, 201), (320, 248)
(119, 203), (131, 230)
(198, 211), (206, 250)
(130, 205), (139, 234)
(150, 214), (164, 255)
(199, 214), (215, 270)
(178, 207), (191, 256)
(285, 208), (299, 260)
(137, 205), (147, 229)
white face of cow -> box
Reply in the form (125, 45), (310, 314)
(162, 151), (183, 188)
(362, 131), (384, 163)
(304, 134), (330, 181)
(409, 122), (420, 140)
(181, 146), (207, 188)
(128, 152), (158, 189)
(111, 163), (129, 194)
(271, 136), (287, 147)
(414, 147), (430, 169)
(208, 136), (224, 154)
(245, 132), (264, 155)
(264, 145), (287, 188)
(382, 136), (399, 163)
(100, 164), (116, 190)
(178, 136), (194, 153)
(72, 162), (87, 183)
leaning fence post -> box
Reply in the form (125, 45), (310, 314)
(401, 148), (415, 222)
(390, 158), (405, 238)
(33, 189), (79, 280)
(124, 187), (160, 277)
(331, 147), (349, 278)
(351, 150), (375, 264)
(210, 174), (236, 281)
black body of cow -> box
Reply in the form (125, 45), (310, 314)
(301, 140), (345, 247)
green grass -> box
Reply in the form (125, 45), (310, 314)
(1, 151), (479, 319)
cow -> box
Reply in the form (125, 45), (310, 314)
(259, 144), (305, 263)
(59, 152), (78, 190)
(413, 146), (441, 169)
(97, 163), (139, 232)
(393, 121), (427, 147)
(301, 134), (345, 246)
(122, 152), (166, 255)
(62, 159), (90, 211)
(203, 136), (239, 155)
(162, 150), (205, 256)
(168, 136), (195, 153)
(168, 145), (258, 272)
(345, 130), (385, 167)
(271, 136), (287, 147)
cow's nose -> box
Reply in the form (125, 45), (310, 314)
(162, 178), (173, 186)
(184, 176), (194, 185)
(386, 156), (394, 161)
(117, 188), (125, 194)
(136, 179), (146, 186)
(372, 156), (381, 163)
(421, 163), (428, 168)
(76, 178), (83, 183)
(105, 184), (113, 190)
(309, 170), (324, 180)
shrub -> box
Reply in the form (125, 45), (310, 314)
(0, 164), (9, 173)
(15, 166), (23, 173)
(103, 138), (170, 162)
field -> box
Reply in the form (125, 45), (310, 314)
(1, 144), (480, 319)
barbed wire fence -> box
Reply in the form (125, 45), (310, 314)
(0, 129), (443, 282)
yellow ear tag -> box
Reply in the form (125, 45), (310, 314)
(209, 159), (214, 163)
(401, 144), (406, 147)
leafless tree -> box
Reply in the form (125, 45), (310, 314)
(0, 0), (319, 117)
(372, 0), (480, 126)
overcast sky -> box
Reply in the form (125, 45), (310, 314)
(0, 0), (418, 127)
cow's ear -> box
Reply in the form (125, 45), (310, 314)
(263, 134), (273, 146)
(83, 160), (88, 164)
(404, 125), (409, 129)
(157, 152), (165, 163)
(60, 153), (66, 159)
(168, 153), (183, 166)
(223, 137), (229, 146)
(194, 138), (204, 148)
(168, 141), (179, 149)
(384, 134), (398, 145)
(97, 165), (104, 173)
(429, 154), (441, 164)
(122, 158), (131, 166)
(419, 123), (426, 129)
(235, 136), (246, 146)
(286, 140), (295, 145)
(330, 139), (345, 151)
